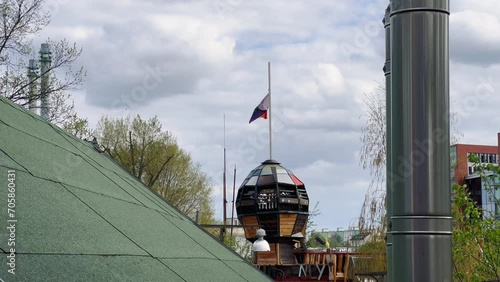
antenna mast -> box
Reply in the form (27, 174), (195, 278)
(223, 115), (227, 226)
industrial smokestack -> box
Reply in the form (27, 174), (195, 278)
(382, 5), (393, 282)
(27, 59), (38, 113)
(390, 0), (452, 281)
(40, 43), (52, 120)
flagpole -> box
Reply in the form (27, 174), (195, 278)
(268, 62), (272, 160)
(223, 115), (227, 226)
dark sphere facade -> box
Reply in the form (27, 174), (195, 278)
(235, 159), (309, 243)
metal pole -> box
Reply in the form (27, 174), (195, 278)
(390, 1), (452, 281)
(223, 115), (227, 226)
(383, 5), (393, 282)
(268, 62), (272, 160)
(230, 164), (237, 237)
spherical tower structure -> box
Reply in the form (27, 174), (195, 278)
(236, 159), (309, 265)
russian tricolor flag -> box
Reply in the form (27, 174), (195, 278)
(249, 94), (270, 124)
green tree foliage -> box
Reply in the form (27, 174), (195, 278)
(358, 85), (464, 274)
(95, 115), (215, 224)
(359, 86), (462, 235)
(304, 201), (320, 247)
(223, 233), (252, 262)
(306, 231), (344, 249)
(61, 110), (92, 139)
(330, 232), (344, 248)
(1, 0), (86, 125)
(452, 155), (500, 282)
(354, 236), (386, 274)
(306, 231), (324, 249)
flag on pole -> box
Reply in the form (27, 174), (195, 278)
(249, 94), (270, 123)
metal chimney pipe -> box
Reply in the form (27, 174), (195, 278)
(27, 59), (38, 113)
(390, 0), (452, 281)
(40, 43), (52, 120)
(382, 5), (393, 282)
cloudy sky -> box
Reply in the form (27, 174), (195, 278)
(34, 0), (500, 231)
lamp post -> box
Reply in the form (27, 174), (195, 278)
(383, 6), (393, 281)
(390, 0), (452, 281)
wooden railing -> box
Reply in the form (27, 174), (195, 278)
(253, 249), (356, 281)
(293, 251), (352, 281)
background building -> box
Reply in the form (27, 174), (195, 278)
(465, 172), (500, 220)
(451, 133), (500, 220)
(451, 140), (499, 186)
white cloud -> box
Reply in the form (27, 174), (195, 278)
(149, 14), (236, 64)
(452, 11), (500, 43)
(36, 0), (500, 231)
(450, 8), (500, 65)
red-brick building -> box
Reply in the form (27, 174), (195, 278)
(451, 135), (500, 217)
(451, 139), (499, 186)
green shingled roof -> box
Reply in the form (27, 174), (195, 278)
(0, 97), (270, 282)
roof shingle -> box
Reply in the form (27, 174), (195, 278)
(0, 97), (270, 281)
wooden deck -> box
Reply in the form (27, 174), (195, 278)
(254, 250), (356, 281)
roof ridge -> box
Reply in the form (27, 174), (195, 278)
(0, 96), (270, 281)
